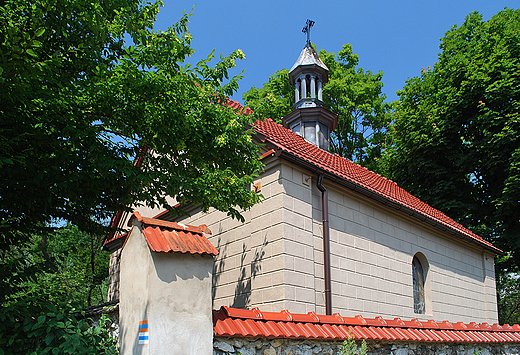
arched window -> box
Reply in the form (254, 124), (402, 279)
(412, 255), (425, 314)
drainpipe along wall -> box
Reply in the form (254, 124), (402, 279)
(317, 175), (332, 315)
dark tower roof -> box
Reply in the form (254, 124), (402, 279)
(288, 44), (329, 86)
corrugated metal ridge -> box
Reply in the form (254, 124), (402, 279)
(130, 212), (218, 256)
(129, 211), (212, 235)
(253, 119), (502, 254)
(213, 307), (520, 343)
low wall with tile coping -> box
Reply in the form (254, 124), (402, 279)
(213, 337), (520, 355)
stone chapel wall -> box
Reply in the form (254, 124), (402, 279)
(172, 155), (498, 323)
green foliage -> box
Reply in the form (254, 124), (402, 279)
(0, 0), (263, 252)
(496, 254), (520, 325)
(243, 44), (391, 170)
(243, 69), (294, 122)
(381, 8), (520, 323)
(0, 300), (117, 354)
(320, 44), (391, 171)
(1, 0), (260, 349)
(0, 227), (114, 354)
(340, 334), (368, 355)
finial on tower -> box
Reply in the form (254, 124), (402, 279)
(302, 19), (315, 46)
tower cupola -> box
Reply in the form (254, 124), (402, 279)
(283, 20), (337, 151)
(288, 43), (329, 110)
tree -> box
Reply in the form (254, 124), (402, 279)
(0, 0), (263, 252)
(1, 0), (263, 351)
(496, 256), (520, 325)
(242, 69), (294, 122)
(0, 227), (116, 354)
(381, 9), (520, 322)
(0, 226), (109, 308)
(243, 44), (391, 170)
(321, 44), (391, 171)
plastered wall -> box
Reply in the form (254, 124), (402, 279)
(119, 224), (214, 355)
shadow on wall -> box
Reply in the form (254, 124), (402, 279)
(231, 237), (268, 309)
(212, 236), (268, 309)
(212, 237), (227, 306)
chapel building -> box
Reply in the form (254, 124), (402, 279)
(104, 40), (500, 325)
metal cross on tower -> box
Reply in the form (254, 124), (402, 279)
(302, 19), (315, 46)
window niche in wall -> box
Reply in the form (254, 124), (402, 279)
(412, 255), (426, 314)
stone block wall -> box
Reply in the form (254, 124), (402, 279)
(171, 155), (498, 323)
(307, 177), (498, 323)
(213, 337), (520, 355)
(172, 157), (288, 312)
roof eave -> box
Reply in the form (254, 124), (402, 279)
(270, 146), (502, 255)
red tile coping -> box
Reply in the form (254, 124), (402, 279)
(128, 211), (218, 256)
(253, 118), (501, 254)
(213, 306), (520, 343)
(103, 205), (183, 248)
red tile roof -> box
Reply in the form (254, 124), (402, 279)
(213, 306), (520, 343)
(128, 211), (218, 256)
(253, 118), (501, 254)
(226, 97), (254, 115)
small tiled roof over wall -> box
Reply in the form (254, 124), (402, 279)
(253, 118), (501, 254)
(214, 306), (520, 343)
(127, 211), (217, 256)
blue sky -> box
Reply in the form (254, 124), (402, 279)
(153, 0), (518, 104)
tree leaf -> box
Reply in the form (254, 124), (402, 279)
(26, 48), (38, 57)
(35, 28), (45, 37)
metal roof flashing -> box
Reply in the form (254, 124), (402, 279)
(289, 45), (329, 86)
(289, 44), (329, 73)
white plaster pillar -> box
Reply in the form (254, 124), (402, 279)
(300, 75), (307, 99)
(295, 82), (300, 102)
(310, 75), (316, 99)
(317, 79), (323, 101)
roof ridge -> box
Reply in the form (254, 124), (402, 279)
(225, 97), (253, 115)
(129, 211), (211, 235)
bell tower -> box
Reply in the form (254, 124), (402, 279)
(283, 20), (337, 151)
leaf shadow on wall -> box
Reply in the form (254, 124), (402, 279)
(212, 237), (226, 305)
(231, 237), (268, 309)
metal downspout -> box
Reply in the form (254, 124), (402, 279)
(317, 175), (332, 315)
